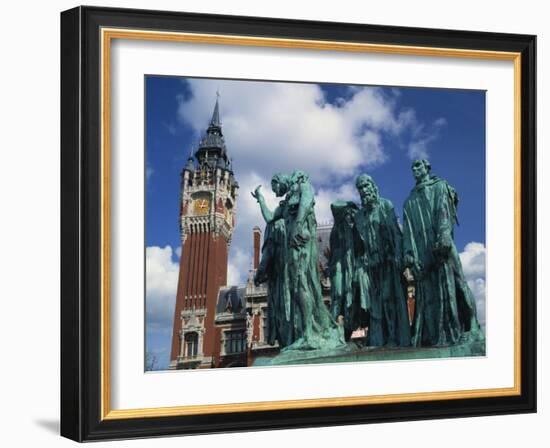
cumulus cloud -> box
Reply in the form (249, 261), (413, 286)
(459, 242), (486, 329)
(145, 245), (179, 334)
(177, 79), (432, 183)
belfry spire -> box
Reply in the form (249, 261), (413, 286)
(196, 93), (228, 165)
(210, 90), (221, 128)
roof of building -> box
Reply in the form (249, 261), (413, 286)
(216, 285), (247, 314)
(186, 94), (236, 182)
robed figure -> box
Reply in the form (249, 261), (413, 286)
(403, 159), (483, 346)
(353, 175), (410, 347)
(329, 175), (410, 347)
(253, 173), (293, 347)
(328, 201), (359, 336)
(253, 171), (344, 351)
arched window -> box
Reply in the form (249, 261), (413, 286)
(184, 332), (198, 357)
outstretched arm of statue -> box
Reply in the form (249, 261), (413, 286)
(251, 185), (280, 223)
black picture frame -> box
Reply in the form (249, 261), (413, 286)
(61, 5), (536, 442)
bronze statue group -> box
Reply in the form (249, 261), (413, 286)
(252, 160), (484, 354)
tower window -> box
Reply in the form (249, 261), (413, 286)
(184, 332), (198, 357)
(224, 330), (246, 354)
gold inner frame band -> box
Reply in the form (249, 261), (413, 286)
(100, 27), (522, 421)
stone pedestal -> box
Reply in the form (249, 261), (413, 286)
(252, 340), (486, 367)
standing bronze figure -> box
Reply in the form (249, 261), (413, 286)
(253, 171), (344, 351)
(403, 159), (483, 346)
(329, 175), (410, 347)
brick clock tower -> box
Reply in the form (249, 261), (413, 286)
(169, 96), (238, 369)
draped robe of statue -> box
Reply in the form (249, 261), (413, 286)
(256, 210), (293, 347)
(328, 201), (359, 336)
(353, 198), (411, 347)
(403, 175), (483, 346)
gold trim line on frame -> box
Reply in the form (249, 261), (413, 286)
(103, 386), (519, 420)
(513, 54), (522, 391)
(100, 27), (523, 420)
(102, 28), (520, 61)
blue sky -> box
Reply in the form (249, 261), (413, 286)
(145, 76), (487, 370)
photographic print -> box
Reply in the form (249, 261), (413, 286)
(145, 76), (486, 371)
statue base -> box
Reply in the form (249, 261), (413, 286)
(252, 339), (486, 367)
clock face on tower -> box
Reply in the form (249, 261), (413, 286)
(193, 198), (210, 215)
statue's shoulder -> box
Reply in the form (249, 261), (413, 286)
(430, 175), (450, 190)
(379, 197), (394, 211)
(331, 200), (358, 220)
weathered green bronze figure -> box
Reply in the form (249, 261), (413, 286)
(253, 173), (292, 347)
(330, 175), (410, 346)
(253, 171), (344, 351)
(403, 160), (483, 346)
(328, 201), (359, 336)
(354, 175), (411, 346)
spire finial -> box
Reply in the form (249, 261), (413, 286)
(210, 91), (221, 127)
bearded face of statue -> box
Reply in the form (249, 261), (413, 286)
(412, 160), (430, 184)
(357, 178), (378, 208)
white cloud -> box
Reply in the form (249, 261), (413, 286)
(177, 80), (429, 183)
(459, 242), (486, 329)
(460, 241), (486, 278)
(145, 245), (178, 334)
